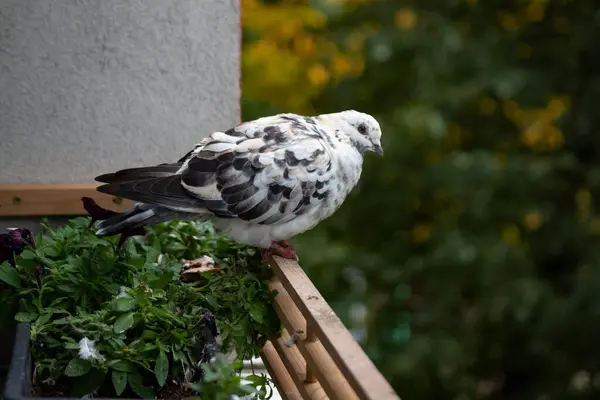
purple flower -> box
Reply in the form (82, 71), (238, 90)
(0, 228), (35, 265)
(81, 197), (119, 226)
(8, 228), (35, 252)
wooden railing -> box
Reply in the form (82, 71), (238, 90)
(0, 184), (401, 400)
(262, 256), (399, 400)
(0, 184), (134, 216)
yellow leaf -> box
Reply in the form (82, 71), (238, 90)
(545, 126), (564, 150)
(307, 64), (330, 86)
(331, 54), (352, 77)
(345, 32), (365, 52)
(523, 211), (543, 231)
(411, 224), (432, 244)
(499, 12), (520, 31)
(293, 35), (316, 57)
(546, 96), (570, 117)
(525, 3), (545, 22)
(395, 8), (418, 30)
(503, 100), (521, 121)
(576, 189), (592, 211)
(522, 125), (543, 147)
(502, 225), (521, 246)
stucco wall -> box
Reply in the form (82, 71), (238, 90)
(0, 0), (241, 184)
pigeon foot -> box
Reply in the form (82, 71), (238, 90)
(261, 240), (299, 261)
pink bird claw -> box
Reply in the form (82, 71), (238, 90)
(261, 240), (299, 261)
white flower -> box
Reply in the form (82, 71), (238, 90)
(78, 337), (104, 361)
(116, 286), (131, 299)
(230, 395), (256, 400)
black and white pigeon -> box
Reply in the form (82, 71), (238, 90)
(94, 110), (383, 260)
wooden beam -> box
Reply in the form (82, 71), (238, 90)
(261, 341), (302, 400)
(268, 256), (400, 400)
(0, 184), (134, 216)
(269, 279), (358, 400)
(271, 328), (328, 400)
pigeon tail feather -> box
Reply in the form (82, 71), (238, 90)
(95, 163), (183, 183)
(94, 170), (207, 237)
(95, 204), (184, 236)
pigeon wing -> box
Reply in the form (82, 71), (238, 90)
(180, 115), (335, 225)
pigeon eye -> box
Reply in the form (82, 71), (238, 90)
(357, 124), (367, 135)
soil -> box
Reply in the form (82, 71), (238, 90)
(155, 377), (196, 399)
(31, 376), (195, 399)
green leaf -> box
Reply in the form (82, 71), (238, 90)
(64, 342), (81, 350)
(43, 246), (61, 257)
(113, 312), (135, 333)
(64, 358), (91, 377)
(18, 249), (36, 260)
(128, 370), (156, 399)
(248, 303), (265, 324)
(173, 349), (186, 363)
(114, 297), (136, 312)
(14, 312), (37, 322)
(112, 370), (127, 395)
(147, 272), (173, 290)
(34, 250), (55, 265)
(57, 284), (75, 293)
(203, 294), (220, 309)
(141, 329), (158, 340)
(35, 312), (52, 326)
(165, 241), (187, 252)
(0, 262), (21, 288)
(110, 360), (135, 372)
(155, 350), (169, 387)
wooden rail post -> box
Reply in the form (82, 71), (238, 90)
(262, 256), (400, 400)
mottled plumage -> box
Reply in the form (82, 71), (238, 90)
(94, 110), (383, 259)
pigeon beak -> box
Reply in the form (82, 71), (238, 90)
(372, 143), (384, 156)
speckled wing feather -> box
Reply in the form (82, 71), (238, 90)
(180, 114), (334, 225)
(96, 114), (335, 226)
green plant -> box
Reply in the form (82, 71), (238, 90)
(0, 217), (280, 399)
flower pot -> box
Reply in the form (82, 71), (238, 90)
(0, 297), (19, 397)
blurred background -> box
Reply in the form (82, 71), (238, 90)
(242, 0), (600, 399)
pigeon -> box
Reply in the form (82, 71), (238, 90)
(81, 197), (146, 248)
(94, 110), (383, 260)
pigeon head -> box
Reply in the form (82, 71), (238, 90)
(322, 110), (384, 156)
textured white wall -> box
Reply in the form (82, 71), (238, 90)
(0, 0), (240, 184)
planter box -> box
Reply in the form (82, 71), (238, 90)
(1, 256), (401, 400)
(2, 322), (134, 400)
(3, 322), (35, 400)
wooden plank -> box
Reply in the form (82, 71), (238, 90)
(270, 328), (328, 400)
(270, 279), (358, 400)
(268, 256), (401, 400)
(261, 341), (302, 400)
(0, 184), (134, 216)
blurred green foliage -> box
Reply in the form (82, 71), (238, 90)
(243, 0), (600, 398)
